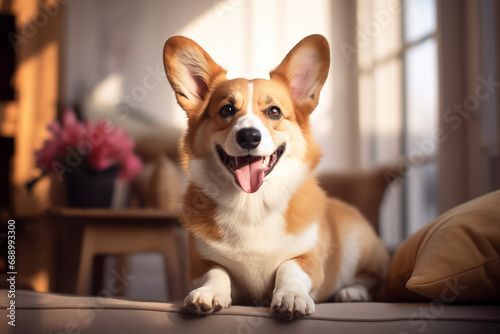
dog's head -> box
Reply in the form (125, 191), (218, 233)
(163, 35), (329, 196)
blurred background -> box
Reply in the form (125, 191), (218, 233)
(0, 0), (498, 301)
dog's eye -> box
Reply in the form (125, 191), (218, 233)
(219, 104), (236, 118)
(265, 106), (282, 120)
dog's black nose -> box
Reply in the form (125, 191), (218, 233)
(236, 128), (261, 149)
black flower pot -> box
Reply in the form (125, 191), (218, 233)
(65, 164), (118, 208)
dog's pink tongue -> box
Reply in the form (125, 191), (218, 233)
(235, 157), (265, 193)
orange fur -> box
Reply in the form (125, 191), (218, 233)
(284, 175), (326, 235)
(179, 184), (222, 241)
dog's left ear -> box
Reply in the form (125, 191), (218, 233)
(163, 36), (227, 117)
(270, 34), (330, 112)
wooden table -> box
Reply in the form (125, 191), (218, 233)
(47, 207), (189, 301)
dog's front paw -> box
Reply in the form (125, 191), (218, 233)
(184, 287), (232, 315)
(271, 288), (315, 320)
(334, 284), (370, 302)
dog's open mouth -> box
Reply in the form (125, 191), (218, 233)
(216, 145), (285, 193)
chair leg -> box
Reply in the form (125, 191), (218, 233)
(175, 228), (190, 296)
(161, 227), (188, 301)
(76, 227), (96, 295)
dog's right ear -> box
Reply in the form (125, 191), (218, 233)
(163, 36), (227, 117)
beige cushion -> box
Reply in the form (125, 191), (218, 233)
(383, 190), (500, 302)
(1, 290), (500, 333)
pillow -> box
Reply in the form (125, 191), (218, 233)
(383, 190), (500, 303)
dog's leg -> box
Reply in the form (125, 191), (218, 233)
(334, 283), (371, 302)
(184, 266), (232, 315)
(271, 260), (315, 320)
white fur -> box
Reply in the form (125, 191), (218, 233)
(195, 221), (318, 303)
(271, 260), (315, 319)
(334, 284), (370, 302)
(331, 228), (372, 302)
(222, 82), (275, 157)
(333, 230), (359, 293)
(247, 82), (254, 115)
(184, 266), (232, 315)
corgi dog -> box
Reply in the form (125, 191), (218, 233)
(163, 34), (389, 320)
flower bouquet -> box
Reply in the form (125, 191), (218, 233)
(31, 109), (143, 207)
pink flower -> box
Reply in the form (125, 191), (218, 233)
(60, 109), (85, 147)
(35, 109), (143, 180)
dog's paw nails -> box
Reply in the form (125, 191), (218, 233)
(184, 287), (231, 316)
(271, 301), (282, 313)
(271, 289), (315, 320)
(334, 285), (370, 302)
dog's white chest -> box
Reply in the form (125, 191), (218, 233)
(195, 214), (318, 302)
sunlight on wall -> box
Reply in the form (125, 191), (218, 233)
(85, 74), (123, 116)
(92, 74), (123, 107)
(14, 39), (59, 214)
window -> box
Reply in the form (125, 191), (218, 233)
(357, 0), (438, 248)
